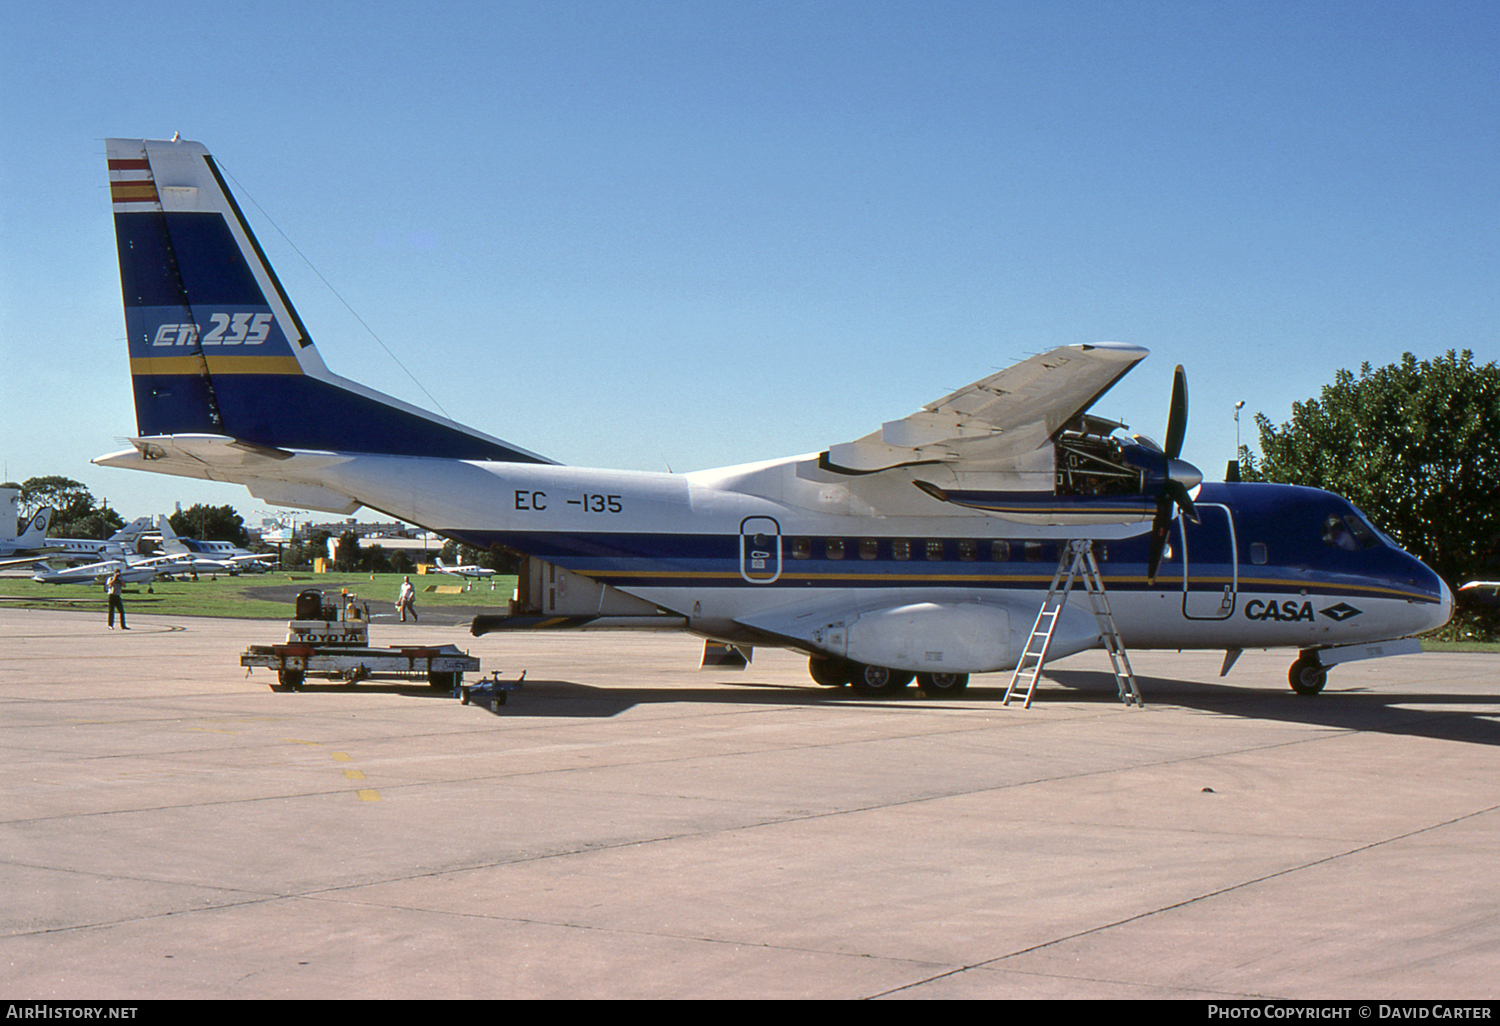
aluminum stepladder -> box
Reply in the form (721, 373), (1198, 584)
(1004, 539), (1143, 708)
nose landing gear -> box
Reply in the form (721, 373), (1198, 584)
(1289, 653), (1327, 696)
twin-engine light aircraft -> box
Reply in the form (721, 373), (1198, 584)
(434, 558), (498, 581)
(94, 138), (1452, 698)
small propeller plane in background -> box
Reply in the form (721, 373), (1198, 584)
(434, 558), (498, 581)
(31, 557), (166, 587)
(93, 138), (1452, 698)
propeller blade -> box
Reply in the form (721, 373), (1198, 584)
(1164, 364), (1188, 459)
(1165, 478), (1199, 524)
(1146, 497), (1173, 585)
(1143, 363), (1198, 584)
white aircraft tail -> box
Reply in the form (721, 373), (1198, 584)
(105, 137), (555, 465)
(155, 514), (187, 554)
(16, 507), (52, 547)
(109, 515), (154, 543)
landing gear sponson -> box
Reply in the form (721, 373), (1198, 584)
(808, 656), (969, 696)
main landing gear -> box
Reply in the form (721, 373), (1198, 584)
(808, 656), (969, 696)
(1289, 652), (1327, 696)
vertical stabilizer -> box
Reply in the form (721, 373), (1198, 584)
(107, 138), (552, 463)
(16, 508), (52, 547)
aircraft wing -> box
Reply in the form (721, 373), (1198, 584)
(823, 342), (1147, 473)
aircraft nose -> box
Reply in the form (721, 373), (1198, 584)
(1431, 576), (1454, 632)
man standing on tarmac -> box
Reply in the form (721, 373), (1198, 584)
(106, 568), (129, 630)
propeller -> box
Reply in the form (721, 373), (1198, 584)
(1146, 364), (1202, 585)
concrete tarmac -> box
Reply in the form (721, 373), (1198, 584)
(2, 606), (1498, 1000)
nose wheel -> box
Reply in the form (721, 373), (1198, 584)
(1289, 654), (1327, 696)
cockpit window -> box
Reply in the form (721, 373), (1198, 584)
(1322, 513), (1378, 550)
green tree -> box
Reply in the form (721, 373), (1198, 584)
(1242, 350), (1500, 633)
(169, 504), (248, 547)
(15, 476), (95, 522)
(6, 476), (123, 538)
(304, 530), (331, 569)
(334, 530), (362, 571)
(52, 508), (126, 541)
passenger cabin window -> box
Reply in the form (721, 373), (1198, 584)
(791, 538), (811, 560)
(957, 539), (977, 561)
(826, 538), (846, 560)
(990, 540), (1011, 562)
(925, 539), (944, 561)
(859, 538), (879, 560)
(1250, 542), (1268, 565)
(891, 539), (911, 561)
(1024, 541), (1046, 562)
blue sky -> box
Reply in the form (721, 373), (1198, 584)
(2, 0), (1496, 525)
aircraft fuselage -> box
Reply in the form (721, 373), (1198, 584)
(298, 451), (1448, 671)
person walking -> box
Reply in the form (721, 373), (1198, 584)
(106, 568), (129, 630)
(396, 576), (418, 622)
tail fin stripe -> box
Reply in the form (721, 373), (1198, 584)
(110, 182), (160, 204)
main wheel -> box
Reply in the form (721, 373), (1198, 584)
(808, 655), (853, 686)
(917, 671), (970, 693)
(850, 664), (914, 695)
(1289, 655), (1327, 696)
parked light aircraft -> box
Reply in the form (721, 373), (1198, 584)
(31, 556), (165, 586)
(434, 558), (498, 580)
(156, 515), (274, 572)
(1458, 581), (1499, 607)
(93, 138), (1452, 697)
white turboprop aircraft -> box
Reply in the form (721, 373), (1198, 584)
(93, 138), (1452, 698)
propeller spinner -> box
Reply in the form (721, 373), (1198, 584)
(1146, 365), (1202, 585)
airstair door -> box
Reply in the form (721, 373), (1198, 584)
(1179, 502), (1238, 620)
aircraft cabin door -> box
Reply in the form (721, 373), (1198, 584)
(1178, 502), (1238, 620)
(739, 516), (782, 584)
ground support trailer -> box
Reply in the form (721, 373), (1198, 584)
(240, 589), (481, 691)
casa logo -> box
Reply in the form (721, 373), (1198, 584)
(152, 312), (273, 346)
(1244, 599), (1364, 623)
(1244, 599), (1315, 622)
